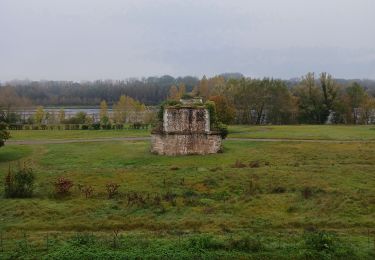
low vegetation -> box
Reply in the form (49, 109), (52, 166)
(6, 124), (375, 141)
(4, 161), (35, 198)
(0, 128), (374, 258)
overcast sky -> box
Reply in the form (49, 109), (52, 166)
(1, 0), (374, 81)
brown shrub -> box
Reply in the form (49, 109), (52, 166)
(244, 179), (261, 196)
(203, 207), (215, 214)
(271, 186), (286, 193)
(302, 186), (313, 199)
(210, 166), (223, 172)
(54, 177), (73, 196)
(249, 161), (260, 168)
(232, 159), (246, 168)
(106, 182), (120, 199)
(81, 185), (94, 198)
(163, 191), (177, 206)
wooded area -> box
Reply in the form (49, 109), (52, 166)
(1, 73), (375, 125)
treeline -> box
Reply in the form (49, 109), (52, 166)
(167, 73), (375, 125)
(0, 76), (200, 106)
(1, 75), (375, 107)
(6, 95), (155, 129)
(1, 73), (375, 125)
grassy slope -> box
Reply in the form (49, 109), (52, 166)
(0, 135), (374, 257)
(1, 140), (374, 231)
(8, 125), (375, 141)
(0, 141), (375, 256)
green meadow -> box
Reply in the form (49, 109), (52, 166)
(0, 126), (374, 259)
(8, 128), (149, 141)
(228, 125), (375, 141)
(8, 124), (375, 141)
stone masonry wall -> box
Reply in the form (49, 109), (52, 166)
(151, 106), (222, 155)
(151, 133), (222, 155)
(163, 108), (210, 133)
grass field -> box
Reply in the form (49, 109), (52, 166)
(8, 128), (150, 140)
(0, 126), (374, 258)
(228, 125), (375, 141)
(7, 125), (375, 142)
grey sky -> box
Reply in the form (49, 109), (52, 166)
(1, 0), (374, 81)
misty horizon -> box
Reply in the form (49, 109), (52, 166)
(1, 0), (374, 81)
(2, 72), (375, 84)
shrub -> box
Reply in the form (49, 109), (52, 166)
(302, 186), (313, 199)
(63, 112), (87, 124)
(0, 121), (10, 148)
(4, 162), (35, 198)
(232, 159), (246, 168)
(210, 166), (223, 172)
(249, 161), (260, 168)
(217, 123), (228, 139)
(303, 230), (356, 259)
(163, 191), (177, 202)
(114, 124), (123, 130)
(81, 185), (94, 198)
(126, 192), (147, 207)
(204, 101), (228, 139)
(228, 235), (264, 252)
(91, 123), (101, 130)
(183, 190), (200, 206)
(106, 182), (120, 199)
(70, 232), (96, 246)
(271, 186), (286, 193)
(205, 101), (218, 125)
(152, 194), (162, 206)
(244, 179), (261, 196)
(163, 191), (177, 206)
(202, 177), (217, 188)
(187, 235), (224, 250)
(101, 123), (112, 130)
(54, 177), (74, 196)
(132, 122), (142, 129)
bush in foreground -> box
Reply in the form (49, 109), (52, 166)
(302, 230), (356, 259)
(4, 162), (35, 198)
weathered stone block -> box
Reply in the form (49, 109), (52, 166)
(163, 108), (209, 133)
(151, 133), (222, 155)
(151, 106), (222, 155)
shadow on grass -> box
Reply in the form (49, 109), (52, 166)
(0, 146), (32, 162)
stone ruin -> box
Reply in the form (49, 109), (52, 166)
(151, 97), (222, 155)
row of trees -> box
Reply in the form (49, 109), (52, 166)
(167, 73), (375, 125)
(0, 76), (200, 106)
(1, 95), (155, 127)
(293, 73), (375, 124)
(1, 73), (375, 126)
(2, 74), (374, 107)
